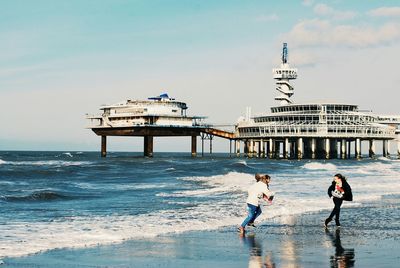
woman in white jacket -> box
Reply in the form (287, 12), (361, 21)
(238, 174), (274, 235)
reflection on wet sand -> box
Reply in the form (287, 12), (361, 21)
(326, 229), (355, 268)
(241, 234), (276, 268)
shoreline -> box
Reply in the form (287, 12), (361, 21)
(3, 195), (399, 267)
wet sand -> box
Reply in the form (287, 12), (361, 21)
(3, 195), (399, 267)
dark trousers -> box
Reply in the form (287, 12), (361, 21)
(328, 197), (343, 224)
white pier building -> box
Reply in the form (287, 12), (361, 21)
(87, 93), (205, 128)
(236, 43), (400, 159)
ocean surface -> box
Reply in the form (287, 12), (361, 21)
(1, 151), (400, 260)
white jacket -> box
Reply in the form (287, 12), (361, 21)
(246, 181), (275, 206)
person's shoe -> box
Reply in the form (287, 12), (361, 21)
(324, 218), (331, 228)
(247, 222), (256, 227)
(237, 226), (245, 234)
(335, 220), (341, 227)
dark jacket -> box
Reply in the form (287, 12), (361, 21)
(327, 180), (353, 201)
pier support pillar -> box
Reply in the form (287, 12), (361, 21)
(369, 140), (376, 158)
(269, 138), (275, 159)
(311, 138), (316, 159)
(331, 140), (338, 159)
(324, 138), (330, 159)
(347, 141), (351, 159)
(397, 138), (400, 159)
(341, 139), (347, 159)
(235, 140), (240, 157)
(209, 136), (213, 154)
(191, 136), (197, 157)
(383, 140), (389, 157)
(355, 138), (361, 159)
(297, 138), (303, 159)
(101, 135), (107, 157)
(260, 139), (265, 158)
(144, 136), (153, 157)
(244, 140), (249, 157)
(275, 142), (281, 159)
(249, 140), (254, 158)
(284, 138), (289, 159)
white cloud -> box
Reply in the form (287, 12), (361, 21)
(302, 0), (314, 7)
(368, 6), (400, 17)
(313, 3), (357, 20)
(283, 19), (400, 48)
(255, 14), (279, 22)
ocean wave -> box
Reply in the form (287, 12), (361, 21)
(0, 159), (6, 165)
(302, 162), (337, 171)
(230, 160), (254, 169)
(63, 152), (73, 157)
(1, 160), (92, 166)
(2, 191), (69, 202)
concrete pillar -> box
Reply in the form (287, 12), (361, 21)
(260, 139), (265, 158)
(383, 140), (388, 157)
(191, 136), (197, 157)
(269, 138), (275, 159)
(275, 141), (281, 159)
(397, 138), (400, 159)
(347, 141), (351, 159)
(235, 140), (240, 157)
(101, 135), (107, 157)
(144, 136), (153, 157)
(341, 139), (347, 159)
(369, 140), (376, 158)
(249, 140), (254, 158)
(325, 138), (330, 159)
(355, 138), (361, 159)
(297, 138), (303, 159)
(201, 137), (205, 157)
(244, 140), (249, 157)
(331, 140), (338, 159)
(382, 140), (390, 157)
(209, 137), (213, 154)
(283, 138), (289, 159)
(311, 138), (316, 159)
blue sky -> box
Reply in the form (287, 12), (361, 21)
(1, 0), (400, 152)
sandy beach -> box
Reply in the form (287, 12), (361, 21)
(3, 194), (399, 268)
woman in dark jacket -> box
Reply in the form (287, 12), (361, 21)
(325, 173), (352, 228)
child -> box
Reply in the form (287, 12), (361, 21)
(325, 173), (353, 228)
(238, 174), (274, 235)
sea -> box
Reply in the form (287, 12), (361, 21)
(1, 151), (400, 261)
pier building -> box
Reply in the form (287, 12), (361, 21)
(87, 93), (234, 157)
(235, 43), (400, 159)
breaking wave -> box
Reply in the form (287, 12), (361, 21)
(1, 191), (69, 202)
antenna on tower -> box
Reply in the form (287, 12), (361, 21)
(272, 43), (298, 105)
(282, 42), (288, 64)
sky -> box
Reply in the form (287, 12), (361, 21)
(1, 0), (400, 152)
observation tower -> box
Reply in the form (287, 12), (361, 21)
(272, 43), (298, 105)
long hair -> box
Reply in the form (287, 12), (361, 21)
(334, 173), (346, 181)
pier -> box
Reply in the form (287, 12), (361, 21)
(92, 126), (234, 157)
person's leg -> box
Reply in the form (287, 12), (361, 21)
(334, 199), (343, 226)
(248, 206), (262, 226)
(241, 204), (259, 228)
(326, 198), (341, 227)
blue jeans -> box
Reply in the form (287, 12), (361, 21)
(241, 204), (262, 228)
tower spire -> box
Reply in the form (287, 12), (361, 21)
(273, 43), (298, 105)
